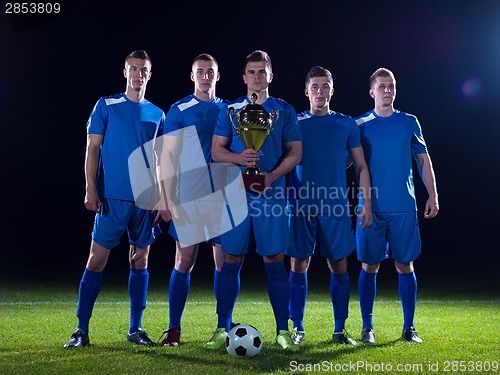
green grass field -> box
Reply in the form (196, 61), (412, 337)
(1, 275), (499, 375)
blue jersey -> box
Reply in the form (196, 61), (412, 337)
(214, 95), (302, 201)
(288, 110), (361, 215)
(163, 94), (227, 164)
(86, 93), (165, 201)
(355, 109), (428, 212)
(162, 94), (227, 203)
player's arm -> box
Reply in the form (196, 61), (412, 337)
(263, 140), (302, 189)
(350, 146), (373, 229)
(211, 134), (259, 166)
(415, 152), (439, 219)
(84, 134), (103, 213)
(154, 133), (182, 223)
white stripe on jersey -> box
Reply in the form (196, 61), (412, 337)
(228, 100), (249, 111)
(178, 98), (198, 112)
(297, 113), (312, 122)
(355, 112), (375, 125)
(104, 97), (126, 106)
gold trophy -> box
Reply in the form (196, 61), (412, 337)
(228, 92), (279, 192)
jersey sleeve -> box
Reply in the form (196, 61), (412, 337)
(163, 105), (183, 135)
(346, 117), (362, 149)
(281, 103), (302, 143)
(214, 103), (233, 138)
(411, 116), (428, 154)
(158, 111), (166, 136)
(86, 98), (108, 135)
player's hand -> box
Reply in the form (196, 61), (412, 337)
(260, 172), (276, 194)
(237, 149), (259, 167)
(424, 198), (439, 219)
(153, 211), (163, 226)
(358, 206), (373, 230)
(84, 190), (100, 213)
(158, 209), (173, 223)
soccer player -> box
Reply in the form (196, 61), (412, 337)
(287, 66), (372, 346)
(63, 50), (164, 348)
(156, 53), (227, 346)
(355, 68), (439, 344)
(206, 50), (302, 352)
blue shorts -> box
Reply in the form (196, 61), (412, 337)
(92, 198), (155, 249)
(286, 214), (355, 260)
(221, 200), (289, 256)
(356, 211), (421, 264)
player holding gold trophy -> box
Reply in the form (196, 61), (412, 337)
(228, 92), (279, 192)
(206, 50), (302, 352)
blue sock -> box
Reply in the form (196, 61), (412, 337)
(331, 272), (350, 333)
(128, 267), (149, 334)
(76, 269), (102, 334)
(265, 261), (290, 334)
(358, 269), (377, 330)
(398, 271), (417, 330)
(289, 271), (307, 331)
(214, 269), (220, 300)
(168, 268), (190, 331)
(216, 262), (242, 331)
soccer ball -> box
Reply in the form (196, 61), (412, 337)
(225, 324), (263, 358)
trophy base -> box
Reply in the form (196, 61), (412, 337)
(242, 173), (265, 193)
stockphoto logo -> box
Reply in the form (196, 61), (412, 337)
(128, 126), (248, 245)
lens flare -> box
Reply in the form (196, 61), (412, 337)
(460, 77), (483, 99)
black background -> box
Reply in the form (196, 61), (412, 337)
(1, 0), (499, 291)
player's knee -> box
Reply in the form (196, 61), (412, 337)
(86, 260), (106, 273)
(130, 248), (149, 269)
(130, 257), (148, 269)
(176, 255), (196, 272)
(290, 257), (309, 273)
(87, 241), (109, 271)
(362, 263), (380, 273)
(224, 253), (244, 264)
(329, 263), (347, 274)
(263, 252), (285, 263)
(86, 253), (107, 272)
(395, 261), (413, 274)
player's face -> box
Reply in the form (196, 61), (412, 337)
(124, 58), (152, 92)
(191, 60), (219, 95)
(370, 76), (396, 108)
(243, 61), (273, 93)
(305, 77), (334, 110)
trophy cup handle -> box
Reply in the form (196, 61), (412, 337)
(228, 107), (239, 133)
(269, 109), (280, 134)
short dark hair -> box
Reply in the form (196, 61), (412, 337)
(305, 66), (333, 88)
(243, 50), (272, 73)
(125, 50), (152, 68)
(192, 53), (218, 69)
(369, 68), (395, 88)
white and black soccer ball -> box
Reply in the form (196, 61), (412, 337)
(225, 324), (263, 358)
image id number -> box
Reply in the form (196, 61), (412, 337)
(5, 3), (61, 14)
(443, 360), (499, 372)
